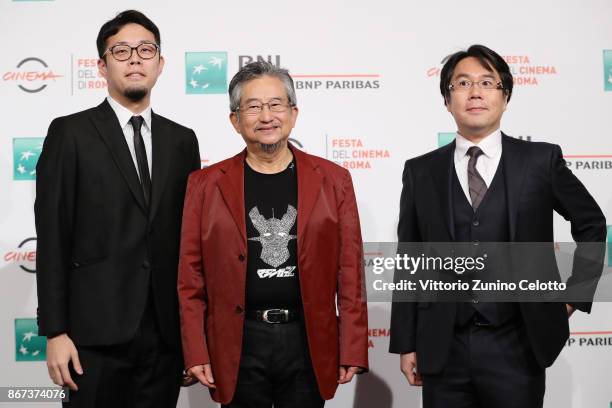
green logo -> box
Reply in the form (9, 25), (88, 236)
(607, 226), (612, 267)
(15, 318), (46, 361)
(185, 52), (227, 94)
(604, 50), (612, 91)
(13, 138), (44, 180)
(438, 132), (455, 147)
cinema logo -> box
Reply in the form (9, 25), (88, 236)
(326, 136), (390, 170)
(288, 137), (306, 152)
(427, 54), (557, 86)
(4, 237), (37, 273)
(71, 56), (107, 94)
(565, 331), (612, 348)
(3, 57), (62, 93)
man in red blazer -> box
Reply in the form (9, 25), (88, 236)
(178, 61), (369, 407)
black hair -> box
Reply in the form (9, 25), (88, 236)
(440, 44), (513, 105)
(96, 10), (161, 59)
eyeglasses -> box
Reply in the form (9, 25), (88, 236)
(103, 42), (160, 61)
(449, 79), (504, 91)
(237, 100), (293, 115)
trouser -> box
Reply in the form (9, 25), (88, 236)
(222, 318), (324, 408)
(64, 297), (183, 408)
(422, 317), (545, 408)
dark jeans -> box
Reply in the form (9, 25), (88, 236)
(423, 318), (545, 408)
(222, 318), (324, 408)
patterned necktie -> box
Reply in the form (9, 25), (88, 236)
(467, 146), (487, 211)
(129, 116), (151, 207)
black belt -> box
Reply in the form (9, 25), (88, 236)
(472, 315), (493, 327)
(245, 309), (300, 324)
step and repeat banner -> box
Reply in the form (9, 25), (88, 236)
(1, 0), (611, 407)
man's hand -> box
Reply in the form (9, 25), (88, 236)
(187, 364), (216, 389)
(338, 366), (360, 384)
(400, 352), (422, 386)
(46, 333), (82, 391)
(566, 304), (575, 317)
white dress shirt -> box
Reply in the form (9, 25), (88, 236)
(106, 95), (153, 179)
(453, 129), (502, 206)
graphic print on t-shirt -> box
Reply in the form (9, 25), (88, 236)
(248, 205), (297, 268)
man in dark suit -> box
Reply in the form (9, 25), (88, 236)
(389, 44), (606, 407)
(178, 61), (368, 407)
(35, 10), (200, 407)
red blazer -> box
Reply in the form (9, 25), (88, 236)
(178, 145), (369, 404)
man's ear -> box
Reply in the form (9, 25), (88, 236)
(229, 112), (241, 133)
(97, 58), (107, 79)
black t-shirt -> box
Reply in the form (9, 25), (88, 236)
(244, 159), (301, 310)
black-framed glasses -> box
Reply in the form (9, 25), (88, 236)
(449, 79), (503, 91)
(103, 42), (160, 61)
(237, 99), (293, 115)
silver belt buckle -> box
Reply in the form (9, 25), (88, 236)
(262, 309), (288, 324)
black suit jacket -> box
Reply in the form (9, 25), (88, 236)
(35, 99), (201, 348)
(389, 134), (606, 371)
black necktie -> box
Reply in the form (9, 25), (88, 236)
(466, 146), (487, 211)
(129, 116), (151, 207)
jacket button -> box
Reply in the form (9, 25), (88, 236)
(238, 254), (245, 262)
(472, 220), (480, 227)
(235, 305), (244, 314)
(72, 261), (81, 268)
(142, 261), (151, 269)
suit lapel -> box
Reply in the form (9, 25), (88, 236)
(90, 100), (147, 214)
(502, 134), (528, 241)
(431, 142), (456, 241)
(293, 146), (324, 247)
(148, 111), (172, 222)
(217, 151), (247, 246)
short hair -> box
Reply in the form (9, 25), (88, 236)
(228, 61), (297, 112)
(96, 10), (161, 59)
(440, 44), (513, 105)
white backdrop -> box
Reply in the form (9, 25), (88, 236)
(1, 0), (611, 407)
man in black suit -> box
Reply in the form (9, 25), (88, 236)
(35, 10), (200, 407)
(389, 44), (606, 407)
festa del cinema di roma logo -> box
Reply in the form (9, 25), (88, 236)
(326, 137), (390, 170)
(427, 54), (556, 86)
(185, 52), (227, 94)
(3, 57), (62, 93)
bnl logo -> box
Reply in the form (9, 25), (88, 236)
(185, 52), (227, 94)
(15, 318), (46, 361)
(604, 50), (612, 91)
(607, 226), (612, 267)
(438, 133), (455, 147)
(438, 133), (531, 148)
(13, 137), (44, 180)
(238, 55), (281, 69)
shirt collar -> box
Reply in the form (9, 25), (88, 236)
(106, 95), (152, 133)
(454, 129), (502, 161)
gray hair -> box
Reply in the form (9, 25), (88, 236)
(228, 61), (297, 112)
